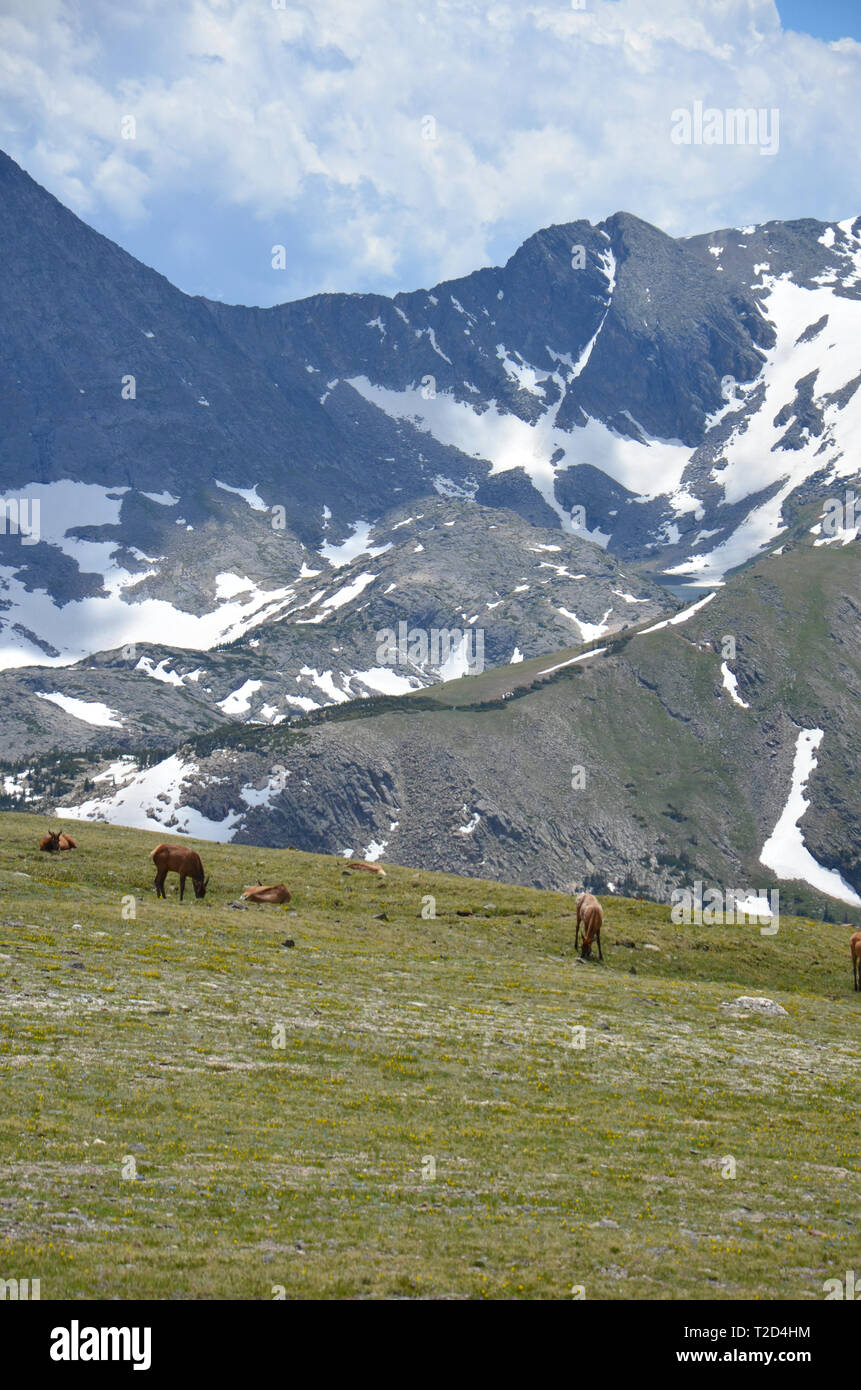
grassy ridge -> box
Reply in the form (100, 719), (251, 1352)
(0, 811), (857, 1300)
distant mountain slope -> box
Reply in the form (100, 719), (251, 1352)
(1, 148), (859, 680)
(3, 151), (859, 911)
(0, 498), (670, 753)
(47, 533), (861, 917)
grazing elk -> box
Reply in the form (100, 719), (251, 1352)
(241, 882), (291, 906)
(574, 892), (597, 947)
(39, 830), (76, 852)
(851, 932), (861, 992)
(575, 892), (604, 961)
(151, 844), (208, 901)
(345, 860), (387, 878)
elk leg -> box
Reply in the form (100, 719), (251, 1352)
(179, 873), (185, 903)
(154, 871), (165, 899)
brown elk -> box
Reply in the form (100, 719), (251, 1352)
(151, 844), (208, 901)
(575, 892), (604, 961)
(241, 882), (291, 906)
(345, 860), (387, 878)
(40, 830), (76, 852)
(574, 892), (597, 947)
(851, 932), (861, 992)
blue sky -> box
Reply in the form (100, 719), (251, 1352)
(777, 0), (861, 42)
(0, 1), (858, 307)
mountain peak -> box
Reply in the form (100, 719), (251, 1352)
(0, 146), (858, 689)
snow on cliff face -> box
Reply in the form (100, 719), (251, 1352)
(0, 480), (298, 669)
(0, 568), (297, 670)
(667, 265), (861, 584)
(347, 375), (692, 527)
(352, 238), (861, 586)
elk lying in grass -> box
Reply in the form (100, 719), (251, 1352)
(241, 882), (291, 906)
(575, 892), (604, 961)
(151, 844), (208, 901)
(39, 830), (76, 852)
(851, 932), (861, 992)
(344, 860), (387, 878)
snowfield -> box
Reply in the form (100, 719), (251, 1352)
(35, 692), (123, 728)
(760, 729), (861, 907)
(58, 754), (246, 841)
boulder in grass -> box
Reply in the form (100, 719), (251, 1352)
(719, 995), (788, 1017)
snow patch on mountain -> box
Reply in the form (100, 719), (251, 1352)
(300, 667), (351, 704)
(92, 757), (138, 788)
(348, 667), (421, 696)
(0, 571), (296, 671)
(669, 271), (861, 582)
(538, 647), (607, 675)
(318, 521), (392, 569)
(35, 692), (123, 727)
(140, 491), (179, 505)
(240, 773), (287, 808)
(720, 662), (750, 708)
(362, 838), (388, 861)
(0, 481), (299, 669)
(319, 572), (378, 611)
(812, 520), (859, 547)
(57, 754), (244, 840)
(135, 657), (185, 686)
(283, 694), (321, 711)
(437, 632), (479, 681)
(1, 480), (128, 577)
(215, 573), (256, 600)
(215, 480), (268, 511)
(347, 377), (691, 526)
(557, 607), (612, 642)
(640, 591), (716, 633)
(218, 680), (262, 716)
(760, 729), (861, 906)
(496, 345), (549, 397)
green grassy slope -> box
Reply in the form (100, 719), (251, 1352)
(0, 812), (857, 1300)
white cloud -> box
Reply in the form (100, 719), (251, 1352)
(1, 0), (859, 302)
